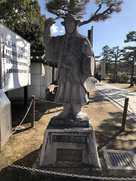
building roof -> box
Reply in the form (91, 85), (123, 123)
(31, 50), (46, 63)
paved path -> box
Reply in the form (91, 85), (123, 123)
(94, 82), (136, 121)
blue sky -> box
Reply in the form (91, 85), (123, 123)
(38, 0), (136, 59)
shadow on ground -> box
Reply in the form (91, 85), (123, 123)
(11, 92), (62, 128)
(0, 89), (136, 181)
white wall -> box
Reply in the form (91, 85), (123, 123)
(8, 62), (45, 98)
(28, 62), (45, 98)
(45, 65), (52, 89)
(54, 68), (57, 81)
(8, 63), (53, 99)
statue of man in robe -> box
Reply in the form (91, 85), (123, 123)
(44, 14), (96, 122)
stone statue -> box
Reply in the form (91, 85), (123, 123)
(44, 14), (96, 122)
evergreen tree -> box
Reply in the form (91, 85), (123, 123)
(124, 31), (136, 43)
(110, 46), (124, 82)
(0, 0), (27, 21)
(101, 45), (113, 74)
(0, 0), (46, 52)
(124, 31), (136, 86)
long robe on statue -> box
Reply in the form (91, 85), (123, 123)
(45, 33), (96, 105)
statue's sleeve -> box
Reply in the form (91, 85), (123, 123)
(43, 19), (61, 63)
(45, 36), (61, 63)
(82, 37), (95, 77)
(82, 38), (94, 57)
(80, 37), (97, 92)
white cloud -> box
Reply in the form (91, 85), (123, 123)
(51, 24), (58, 34)
(60, 27), (64, 33)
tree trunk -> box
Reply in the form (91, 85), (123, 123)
(113, 58), (117, 82)
(130, 58), (134, 87)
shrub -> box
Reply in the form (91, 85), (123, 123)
(117, 74), (121, 83)
(108, 73), (130, 83)
(120, 73), (130, 83)
(108, 73), (113, 79)
(108, 73), (114, 82)
(108, 73), (119, 83)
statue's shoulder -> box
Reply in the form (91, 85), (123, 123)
(52, 35), (64, 40)
(51, 35), (64, 45)
(78, 33), (90, 42)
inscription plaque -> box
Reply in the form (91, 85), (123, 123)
(57, 149), (82, 162)
(52, 135), (87, 143)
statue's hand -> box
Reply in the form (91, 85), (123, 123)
(45, 18), (55, 27)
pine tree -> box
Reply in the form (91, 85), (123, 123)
(110, 46), (124, 82)
(101, 45), (112, 74)
(45, 0), (122, 26)
(124, 31), (136, 86)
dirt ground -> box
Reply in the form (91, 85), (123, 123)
(0, 88), (136, 181)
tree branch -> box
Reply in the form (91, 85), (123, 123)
(94, 4), (102, 15)
(80, 3), (114, 26)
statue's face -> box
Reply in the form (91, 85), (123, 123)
(65, 18), (76, 34)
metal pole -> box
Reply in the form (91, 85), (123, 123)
(24, 86), (28, 109)
(91, 26), (93, 48)
(88, 29), (91, 42)
(88, 26), (93, 47)
(31, 95), (35, 128)
(121, 97), (129, 131)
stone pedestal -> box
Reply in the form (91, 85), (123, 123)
(39, 120), (101, 169)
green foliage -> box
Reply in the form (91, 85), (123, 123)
(108, 73), (115, 83)
(124, 31), (136, 63)
(94, 0), (122, 21)
(124, 31), (136, 86)
(108, 73), (113, 79)
(45, 0), (123, 26)
(101, 45), (111, 59)
(124, 31), (136, 42)
(109, 73), (130, 83)
(0, 0), (46, 52)
(45, 0), (89, 19)
(123, 50), (136, 64)
(0, 0), (42, 22)
(101, 45), (112, 73)
(110, 46), (124, 59)
(12, 14), (46, 52)
(120, 73), (130, 83)
(0, 0), (25, 20)
(110, 46), (124, 82)
(116, 74), (121, 82)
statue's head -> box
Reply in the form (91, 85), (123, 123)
(61, 14), (81, 34)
